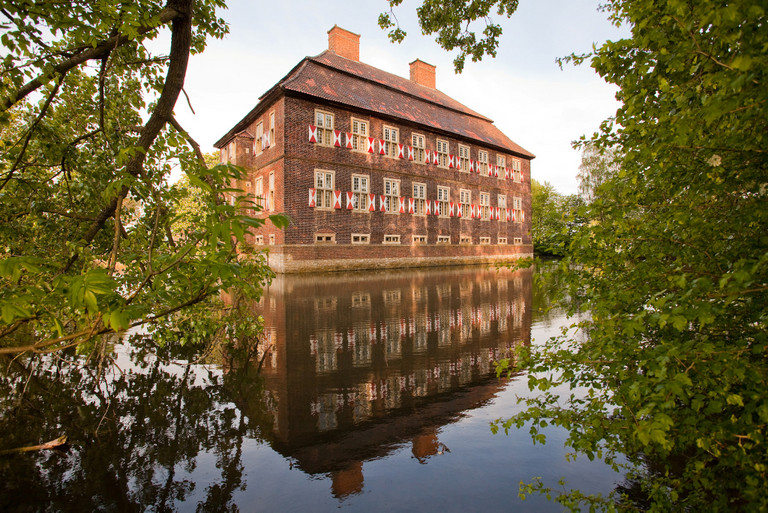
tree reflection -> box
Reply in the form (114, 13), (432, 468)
(0, 333), (268, 512)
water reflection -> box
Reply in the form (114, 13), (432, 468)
(0, 265), (615, 513)
(252, 266), (531, 496)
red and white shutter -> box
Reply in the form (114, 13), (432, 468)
(470, 204), (475, 218)
(425, 200), (431, 216)
(449, 202), (455, 217)
(408, 198), (415, 214)
(346, 133), (354, 149)
(469, 160), (475, 173)
(408, 146), (415, 161)
(505, 208), (510, 221)
(380, 195), (387, 212)
(398, 197), (406, 214)
(308, 188), (316, 207)
(346, 192), (354, 210)
(448, 154), (455, 169)
(398, 144), (405, 159)
(368, 193), (376, 211)
(510, 209), (516, 222)
(505, 167), (510, 179)
(433, 200), (440, 215)
(457, 205), (462, 218)
(333, 130), (342, 147)
(308, 124), (317, 143)
(366, 137), (375, 153)
(379, 140), (386, 155)
(333, 190), (342, 209)
(494, 166), (499, 178)
(432, 150), (439, 165)
(521, 210), (525, 222)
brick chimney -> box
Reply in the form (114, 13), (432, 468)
(328, 25), (360, 61)
(409, 59), (436, 89)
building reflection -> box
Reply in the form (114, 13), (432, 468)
(250, 265), (532, 498)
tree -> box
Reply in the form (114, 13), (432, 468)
(576, 142), (621, 203)
(389, 1), (768, 510)
(0, 1), (285, 356)
(530, 179), (584, 256)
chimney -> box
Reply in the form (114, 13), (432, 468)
(328, 25), (360, 61)
(409, 59), (436, 89)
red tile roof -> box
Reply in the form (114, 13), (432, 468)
(217, 50), (534, 159)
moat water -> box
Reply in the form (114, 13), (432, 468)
(0, 264), (623, 512)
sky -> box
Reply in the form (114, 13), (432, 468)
(172, 0), (628, 195)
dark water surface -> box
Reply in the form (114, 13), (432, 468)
(0, 265), (622, 512)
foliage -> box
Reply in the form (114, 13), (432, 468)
(502, 0), (768, 510)
(0, 1), (286, 356)
(576, 142), (621, 203)
(379, 0), (519, 72)
(530, 179), (584, 256)
(392, 0), (767, 510)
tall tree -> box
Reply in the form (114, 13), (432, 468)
(576, 142), (621, 203)
(386, 0), (768, 510)
(0, 1), (284, 355)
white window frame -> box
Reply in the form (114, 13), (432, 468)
(437, 235), (451, 244)
(351, 233), (370, 244)
(383, 125), (399, 158)
(513, 196), (523, 223)
(351, 117), (369, 152)
(514, 237), (523, 245)
(413, 235), (427, 244)
(513, 159), (522, 182)
(460, 235), (471, 244)
(269, 111), (275, 148)
(436, 139), (449, 168)
(384, 178), (400, 213)
(477, 150), (489, 174)
(413, 182), (426, 216)
(496, 155), (506, 178)
(268, 171), (275, 212)
(254, 235), (264, 244)
(460, 189), (471, 218)
(458, 144), (470, 172)
(268, 234), (275, 245)
(383, 234), (401, 244)
(254, 177), (264, 209)
(412, 133), (426, 164)
(498, 237), (508, 245)
(315, 233), (336, 243)
(315, 169), (335, 209)
(255, 121), (264, 154)
(351, 174), (370, 211)
(314, 109), (334, 146)
(480, 237), (491, 245)
(480, 192), (490, 221)
(498, 194), (507, 222)
(437, 185), (450, 217)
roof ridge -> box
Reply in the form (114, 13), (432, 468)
(308, 51), (493, 123)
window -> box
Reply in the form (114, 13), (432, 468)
(437, 235), (450, 244)
(351, 117), (368, 151)
(315, 233), (335, 243)
(514, 237), (523, 245)
(477, 150), (488, 174)
(255, 122), (264, 154)
(314, 109), (334, 146)
(480, 192), (490, 220)
(315, 170), (334, 209)
(254, 177), (264, 209)
(460, 235), (471, 244)
(269, 111), (275, 148)
(383, 234), (401, 244)
(351, 233), (370, 244)
(496, 155), (506, 177)
(351, 175), (369, 211)
(412, 133), (426, 163)
(228, 141), (236, 164)
(413, 182), (426, 215)
(513, 196), (523, 222)
(383, 125), (399, 157)
(269, 234), (275, 245)
(268, 172), (275, 211)
(480, 237), (491, 245)
(436, 139), (449, 168)
(413, 235), (427, 244)
(498, 194), (507, 222)
(459, 145), (470, 172)
(384, 178), (400, 213)
(255, 235), (263, 244)
(512, 159), (522, 182)
(460, 189), (471, 218)
(437, 186), (450, 216)
(498, 237), (507, 244)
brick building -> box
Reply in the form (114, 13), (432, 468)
(214, 26), (534, 273)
